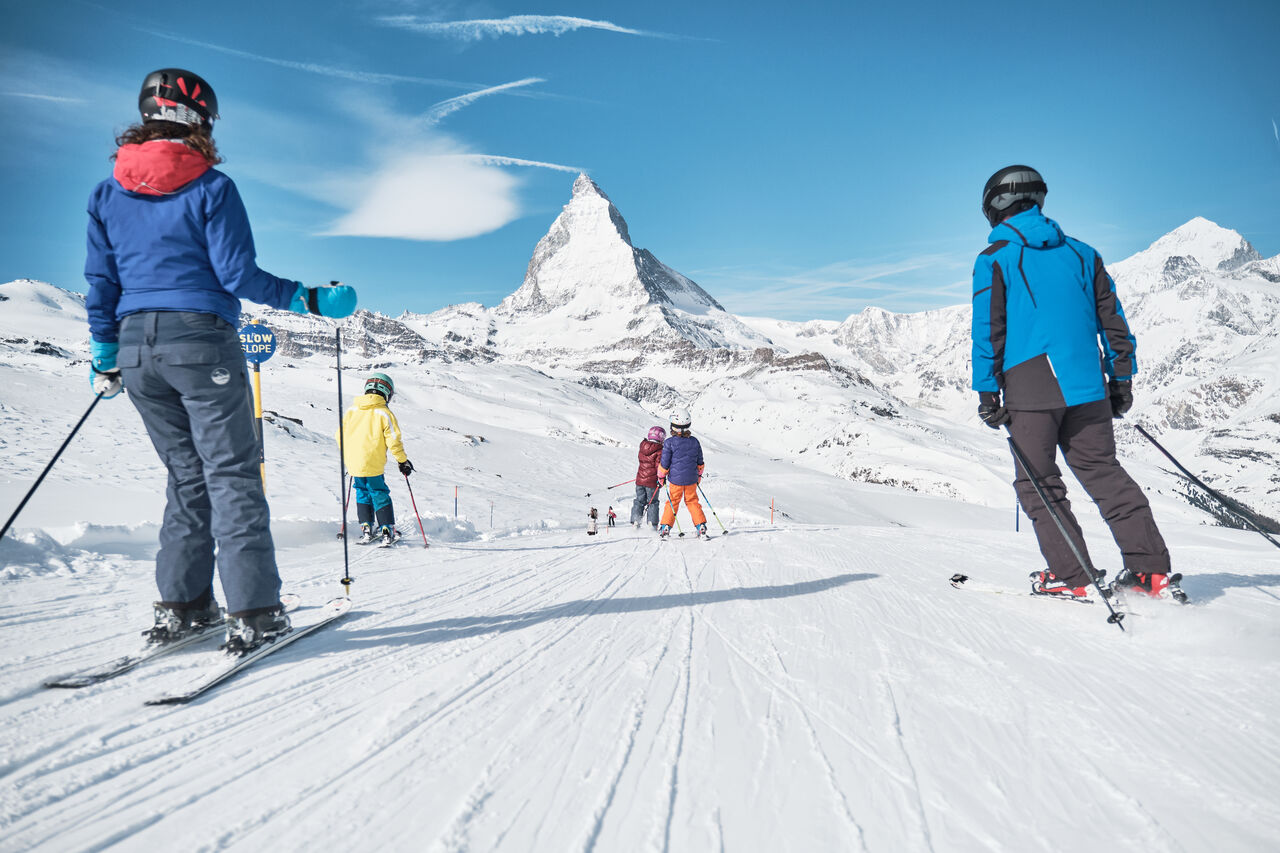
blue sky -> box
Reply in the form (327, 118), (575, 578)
(2, 0), (1277, 321)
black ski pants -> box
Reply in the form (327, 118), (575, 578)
(1008, 400), (1170, 586)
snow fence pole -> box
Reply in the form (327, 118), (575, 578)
(336, 328), (352, 597)
(1133, 424), (1280, 551)
(404, 474), (429, 549)
(0, 391), (104, 544)
(697, 483), (728, 534)
(1004, 427), (1125, 631)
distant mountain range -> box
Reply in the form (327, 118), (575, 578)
(3, 175), (1277, 523)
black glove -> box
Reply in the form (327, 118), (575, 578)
(1108, 379), (1133, 418)
(977, 391), (1010, 429)
(657, 477), (666, 487)
(398, 459), (414, 477)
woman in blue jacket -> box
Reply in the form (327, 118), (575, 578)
(85, 68), (356, 653)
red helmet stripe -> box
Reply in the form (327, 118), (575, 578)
(176, 76), (189, 96)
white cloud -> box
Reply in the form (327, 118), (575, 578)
(422, 78), (545, 126)
(1273, 118), (1278, 144)
(700, 255), (972, 320)
(443, 154), (582, 174)
(376, 14), (663, 41)
(322, 144), (522, 240)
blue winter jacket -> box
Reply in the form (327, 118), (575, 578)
(971, 206), (1137, 409)
(659, 434), (704, 486)
(85, 148), (299, 343)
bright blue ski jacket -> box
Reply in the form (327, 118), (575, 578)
(85, 141), (299, 343)
(971, 206), (1137, 409)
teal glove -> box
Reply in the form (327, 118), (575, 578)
(90, 340), (118, 372)
(89, 340), (122, 399)
(289, 283), (357, 318)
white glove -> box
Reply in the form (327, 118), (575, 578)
(91, 368), (122, 399)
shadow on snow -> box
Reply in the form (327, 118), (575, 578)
(341, 572), (877, 647)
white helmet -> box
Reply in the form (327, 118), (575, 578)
(670, 408), (691, 431)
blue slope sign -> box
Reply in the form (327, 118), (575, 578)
(239, 323), (277, 364)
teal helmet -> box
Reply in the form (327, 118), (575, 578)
(364, 373), (394, 402)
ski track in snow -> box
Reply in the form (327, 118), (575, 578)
(2, 523), (1279, 851)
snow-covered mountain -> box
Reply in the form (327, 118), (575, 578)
(3, 177), (1277, 520)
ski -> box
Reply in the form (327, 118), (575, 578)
(948, 573), (1096, 605)
(43, 594), (301, 689)
(145, 597), (351, 706)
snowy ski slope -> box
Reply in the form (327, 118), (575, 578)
(1, 280), (1279, 851)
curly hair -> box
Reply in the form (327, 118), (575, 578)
(113, 121), (223, 164)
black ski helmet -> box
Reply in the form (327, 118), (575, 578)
(981, 165), (1047, 227)
(138, 68), (218, 127)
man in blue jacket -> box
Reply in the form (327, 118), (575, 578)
(85, 68), (357, 652)
(971, 165), (1172, 600)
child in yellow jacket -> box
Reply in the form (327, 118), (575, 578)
(337, 373), (413, 545)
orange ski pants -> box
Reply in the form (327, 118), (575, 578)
(661, 483), (706, 527)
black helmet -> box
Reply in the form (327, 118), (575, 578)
(139, 68), (218, 127)
(981, 165), (1046, 227)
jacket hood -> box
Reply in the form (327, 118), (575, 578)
(988, 205), (1065, 250)
(355, 393), (389, 410)
(113, 140), (212, 196)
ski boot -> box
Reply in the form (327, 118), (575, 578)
(1111, 569), (1188, 603)
(380, 525), (402, 547)
(222, 607), (292, 655)
(658, 524), (671, 540)
(142, 598), (223, 645)
(1029, 570), (1090, 601)
(696, 523), (710, 540)
(355, 524), (377, 545)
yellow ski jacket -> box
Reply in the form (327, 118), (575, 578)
(336, 393), (407, 477)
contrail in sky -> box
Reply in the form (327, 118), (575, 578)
(138, 28), (480, 90)
(422, 78), (545, 126)
(377, 14), (665, 41)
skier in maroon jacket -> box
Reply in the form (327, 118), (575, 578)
(631, 426), (666, 529)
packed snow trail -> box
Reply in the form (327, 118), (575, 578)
(2, 521), (1278, 852)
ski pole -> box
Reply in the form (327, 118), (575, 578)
(697, 483), (728, 534)
(404, 474), (429, 549)
(1, 391), (104, 544)
(1133, 424), (1280, 551)
(336, 328), (352, 597)
(608, 478), (637, 489)
(1005, 427), (1125, 631)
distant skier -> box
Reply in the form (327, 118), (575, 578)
(607, 507), (616, 528)
(337, 373), (413, 546)
(971, 165), (1173, 600)
(631, 426), (665, 530)
(588, 507), (599, 536)
(658, 410), (709, 540)
(84, 68), (356, 653)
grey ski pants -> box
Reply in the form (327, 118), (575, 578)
(1008, 400), (1170, 586)
(118, 311), (282, 615)
(631, 484), (660, 527)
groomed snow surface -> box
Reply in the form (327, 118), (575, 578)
(2, 275), (1279, 851)
(2, 379), (1278, 851)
